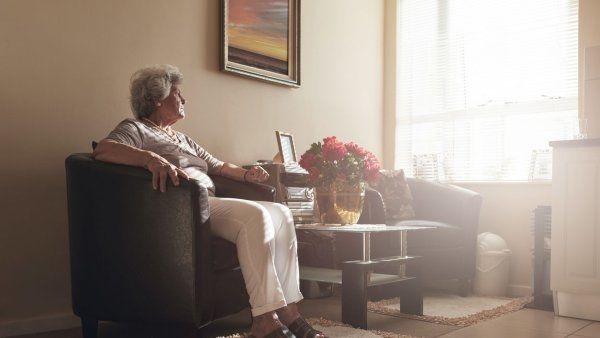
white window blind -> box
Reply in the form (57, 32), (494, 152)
(395, 0), (578, 182)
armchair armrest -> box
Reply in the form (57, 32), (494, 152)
(406, 178), (482, 280)
(65, 153), (213, 325)
(211, 175), (276, 202)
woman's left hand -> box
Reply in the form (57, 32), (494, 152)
(245, 166), (269, 183)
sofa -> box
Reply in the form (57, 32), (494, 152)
(65, 153), (275, 337)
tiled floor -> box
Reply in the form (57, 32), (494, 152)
(9, 296), (599, 338)
(437, 308), (592, 338)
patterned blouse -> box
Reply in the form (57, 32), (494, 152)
(105, 118), (224, 195)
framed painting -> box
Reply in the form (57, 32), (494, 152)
(221, 0), (301, 87)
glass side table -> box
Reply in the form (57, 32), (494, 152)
(295, 223), (434, 329)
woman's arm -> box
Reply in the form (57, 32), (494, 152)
(94, 139), (152, 167)
(183, 135), (267, 183)
(219, 162), (269, 183)
(179, 134), (268, 183)
(93, 139), (189, 192)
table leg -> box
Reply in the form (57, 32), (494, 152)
(399, 277), (424, 315)
(398, 231), (406, 276)
(341, 232), (373, 329)
(398, 230), (423, 315)
(342, 261), (370, 329)
(362, 232), (371, 261)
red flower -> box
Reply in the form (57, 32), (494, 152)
(323, 136), (338, 144)
(322, 137), (347, 162)
(364, 151), (379, 167)
(299, 137), (380, 186)
(307, 167), (320, 182)
(363, 154), (381, 184)
(299, 152), (319, 170)
(345, 142), (367, 156)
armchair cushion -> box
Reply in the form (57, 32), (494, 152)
(392, 220), (464, 248)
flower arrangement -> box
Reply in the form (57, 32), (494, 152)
(299, 136), (381, 187)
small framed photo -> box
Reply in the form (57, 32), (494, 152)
(276, 131), (297, 163)
(220, 0), (301, 87)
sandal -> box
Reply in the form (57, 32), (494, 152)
(287, 317), (325, 338)
(244, 326), (296, 338)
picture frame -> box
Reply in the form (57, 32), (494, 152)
(220, 0), (301, 87)
(276, 131), (297, 163)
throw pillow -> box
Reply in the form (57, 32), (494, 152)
(370, 169), (416, 222)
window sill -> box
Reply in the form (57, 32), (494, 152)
(449, 180), (552, 186)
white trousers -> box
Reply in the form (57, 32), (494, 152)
(208, 197), (303, 317)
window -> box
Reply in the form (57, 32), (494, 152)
(395, 0), (578, 181)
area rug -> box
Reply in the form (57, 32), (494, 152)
(217, 317), (422, 338)
(368, 291), (532, 327)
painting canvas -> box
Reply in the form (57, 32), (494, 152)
(221, 0), (300, 87)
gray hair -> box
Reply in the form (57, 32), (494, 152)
(129, 64), (183, 119)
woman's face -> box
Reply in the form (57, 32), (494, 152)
(157, 84), (186, 123)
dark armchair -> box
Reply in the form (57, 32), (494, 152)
(337, 178), (482, 296)
(65, 153), (275, 338)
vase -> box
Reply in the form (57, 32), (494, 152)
(314, 181), (366, 225)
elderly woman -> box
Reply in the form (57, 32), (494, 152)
(93, 65), (324, 338)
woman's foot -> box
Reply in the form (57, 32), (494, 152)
(275, 303), (301, 326)
(276, 304), (326, 338)
(247, 311), (290, 338)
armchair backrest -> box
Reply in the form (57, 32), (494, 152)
(407, 177), (482, 229)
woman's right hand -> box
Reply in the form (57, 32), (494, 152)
(144, 153), (189, 192)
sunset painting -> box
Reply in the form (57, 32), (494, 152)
(222, 0), (300, 86)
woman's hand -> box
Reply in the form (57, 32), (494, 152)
(244, 166), (269, 183)
(145, 153), (189, 192)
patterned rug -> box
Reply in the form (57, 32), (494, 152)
(368, 291), (532, 327)
(217, 318), (421, 338)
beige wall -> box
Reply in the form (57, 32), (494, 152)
(382, 0), (397, 169)
(0, 0), (384, 323)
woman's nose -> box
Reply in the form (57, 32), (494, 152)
(181, 96), (186, 104)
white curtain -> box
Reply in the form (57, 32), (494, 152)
(395, 0), (578, 181)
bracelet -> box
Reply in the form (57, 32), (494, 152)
(243, 170), (250, 182)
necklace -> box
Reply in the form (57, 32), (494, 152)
(143, 118), (180, 144)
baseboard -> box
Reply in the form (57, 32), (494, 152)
(508, 284), (533, 297)
(0, 313), (80, 338)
